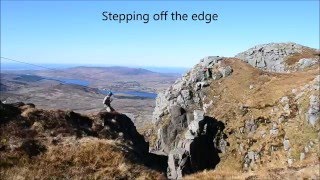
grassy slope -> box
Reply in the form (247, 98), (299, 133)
(0, 104), (165, 179)
(187, 58), (319, 179)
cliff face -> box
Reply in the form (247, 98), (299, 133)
(151, 43), (319, 178)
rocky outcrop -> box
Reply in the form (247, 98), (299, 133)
(235, 42), (318, 72)
(0, 101), (170, 179)
(167, 110), (225, 179)
(153, 56), (232, 123)
(306, 94), (320, 126)
(152, 43), (319, 179)
(150, 57), (235, 179)
(0, 102), (149, 154)
(152, 56), (234, 125)
(152, 56), (233, 155)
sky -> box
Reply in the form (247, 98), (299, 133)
(1, 1), (319, 68)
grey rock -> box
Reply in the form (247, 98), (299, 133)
(297, 58), (317, 69)
(245, 119), (257, 133)
(315, 75), (320, 81)
(193, 110), (204, 120)
(280, 96), (289, 104)
(283, 104), (290, 113)
(239, 143), (245, 154)
(176, 95), (185, 107)
(167, 148), (186, 179)
(254, 153), (260, 161)
(270, 129), (279, 136)
(195, 81), (209, 91)
(218, 66), (233, 77)
(283, 139), (291, 151)
(184, 130), (196, 140)
(235, 43), (311, 72)
(169, 105), (188, 129)
(312, 75), (320, 91)
(292, 88), (298, 94)
(153, 92), (169, 123)
(187, 110), (204, 136)
(168, 114), (225, 178)
(219, 138), (228, 153)
(169, 105), (184, 119)
(248, 151), (255, 163)
(280, 96), (290, 114)
(184, 111), (205, 140)
(288, 158), (293, 166)
(200, 56), (224, 67)
(181, 90), (192, 100)
(189, 68), (206, 83)
(272, 122), (278, 130)
(239, 104), (249, 116)
(243, 151), (259, 168)
(203, 100), (213, 113)
(212, 71), (223, 80)
(306, 94), (319, 126)
(278, 116), (285, 123)
(309, 141), (314, 147)
(300, 152), (305, 161)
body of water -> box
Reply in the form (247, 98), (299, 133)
(100, 90), (157, 99)
(58, 78), (90, 86)
(47, 77), (90, 86)
(51, 78), (157, 99)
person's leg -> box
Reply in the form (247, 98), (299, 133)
(106, 106), (111, 112)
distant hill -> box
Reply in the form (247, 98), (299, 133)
(69, 66), (158, 76)
(0, 66), (180, 130)
(1, 66), (180, 92)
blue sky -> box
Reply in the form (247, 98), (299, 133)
(1, 1), (319, 68)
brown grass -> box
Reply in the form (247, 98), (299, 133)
(185, 163), (320, 180)
(1, 137), (164, 179)
(204, 58), (318, 123)
(194, 58), (320, 178)
(0, 104), (166, 179)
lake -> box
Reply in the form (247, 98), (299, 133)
(100, 90), (157, 99)
(58, 78), (90, 86)
(52, 78), (157, 99)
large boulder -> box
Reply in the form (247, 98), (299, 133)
(235, 42), (317, 72)
(306, 94), (320, 126)
(96, 112), (149, 154)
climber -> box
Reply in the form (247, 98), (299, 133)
(103, 91), (114, 112)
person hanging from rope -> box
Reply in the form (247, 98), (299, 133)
(103, 91), (114, 112)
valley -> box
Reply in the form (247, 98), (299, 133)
(0, 66), (180, 131)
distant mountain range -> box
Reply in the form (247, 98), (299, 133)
(1, 63), (188, 74)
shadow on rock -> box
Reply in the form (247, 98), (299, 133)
(167, 113), (227, 179)
(189, 116), (225, 171)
